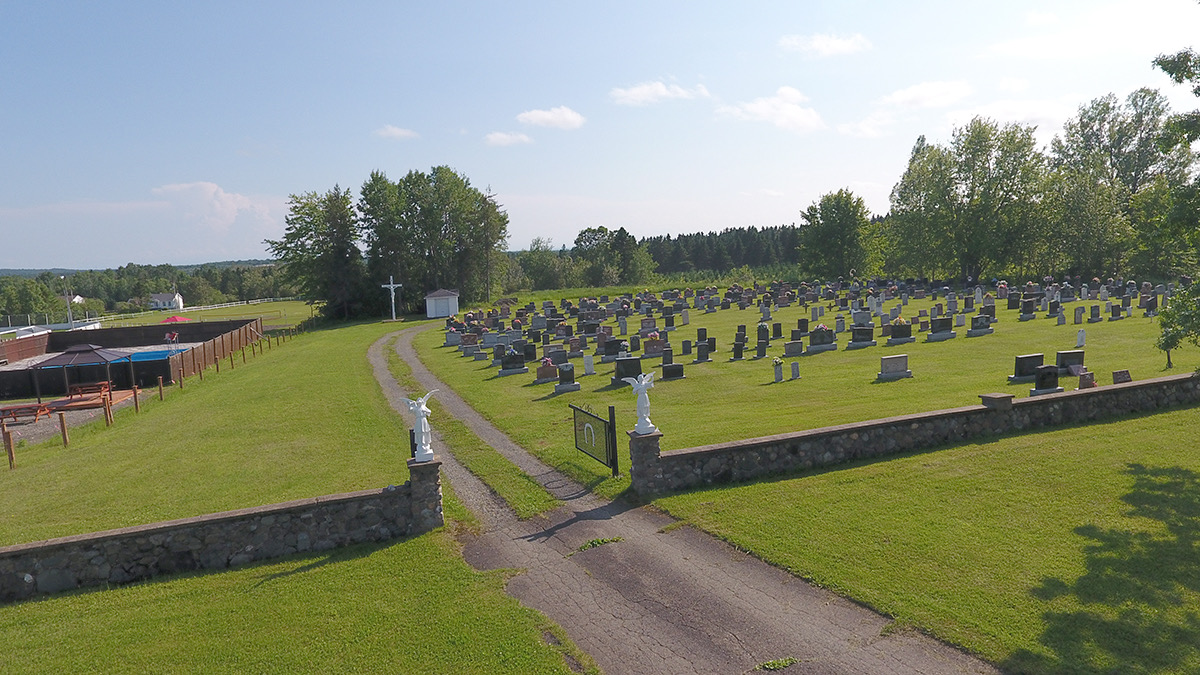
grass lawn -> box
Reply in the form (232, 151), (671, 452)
(0, 525), (592, 674)
(1, 320), (422, 546)
(102, 300), (316, 329)
(654, 404), (1200, 673)
(414, 295), (1198, 498)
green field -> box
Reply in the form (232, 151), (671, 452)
(102, 299), (316, 330)
(0, 316), (592, 674)
(1, 320), (415, 545)
(410, 292), (1200, 672)
(415, 294), (1198, 497)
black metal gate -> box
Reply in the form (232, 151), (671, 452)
(569, 404), (618, 476)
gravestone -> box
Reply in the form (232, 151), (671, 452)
(756, 340), (768, 359)
(797, 318), (810, 334)
(681, 339), (692, 356)
(1031, 364), (1063, 396)
(790, 361), (800, 380)
(548, 350), (569, 366)
(1008, 295), (1021, 310)
(731, 341), (744, 360)
(1055, 350), (1085, 374)
(583, 354), (595, 376)
(966, 314), (993, 337)
(926, 316), (956, 342)
(681, 309), (690, 325)
(1057, 312), (1066, 326)
(444, 331), (462, 347)
(877, 354), (913, 381)
(694, 341), (711, 363)
(1020, 298), (1036, 320)
(847, 326), (876, 349)
(1074, 306), (1085, 324)
(498, 351), (528, 376)
(1109, 304), (1123, 321)
(772, 322), (783, 340)
(661, 347), (673, 366)
(835, 316), (846, 333)
(784, 340), (805, 357)
(1112, 369), (1132, 384)
(661, 363), (685, 380)
(806, 328), (837, 355)
(1009, 353), (1044, 383)
(1076, 329), (1086, 348)
(955, 314), (966, 328)
(1076, 371), (1096, 389)
(611, 357), (642, 387)
(535, 362), (556, 384)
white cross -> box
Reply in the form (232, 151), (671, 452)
(382, 275), (403, 321)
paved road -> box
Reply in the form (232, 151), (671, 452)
(370, 326), (1000, 675)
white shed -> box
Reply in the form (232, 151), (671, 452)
(424, 289), (460, 318)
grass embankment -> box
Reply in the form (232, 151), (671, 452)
(415, 295), (1198, 498)
(103, 299), (315, 329)
(0, 317), (593, 674)
(3, 321), (414, 545)
(385, 335), (559, 519)
(413, 293), (1200, 672)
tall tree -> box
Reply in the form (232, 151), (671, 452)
(266, 186), (366, 319)
(796, 188), (869, 279)
(889, 119), (1044, 281)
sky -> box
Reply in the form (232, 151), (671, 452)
(2, 1), (1199, 270)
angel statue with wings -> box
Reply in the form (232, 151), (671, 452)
(621, 373), (657, 435)
(402, 390), (438, 462)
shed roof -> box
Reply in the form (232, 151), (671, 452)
(35, 343), (132, 368)
(425, 289), (460, 299)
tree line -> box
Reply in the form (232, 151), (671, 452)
(0, 263), (296, 319)
(267, 166), (509, 318)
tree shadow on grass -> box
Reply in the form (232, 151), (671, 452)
(1003, 463), (1200, 674)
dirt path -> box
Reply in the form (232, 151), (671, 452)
(370, 326), (1000, 675)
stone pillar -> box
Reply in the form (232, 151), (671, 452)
(628, 430), (663, 497)
(406, 457), (444, 534)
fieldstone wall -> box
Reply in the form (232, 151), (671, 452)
(0, 458), (442, 604)
(630, 373), (1200, 496)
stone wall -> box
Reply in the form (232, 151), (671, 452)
(629, 373), (1200, 496)
(0, 459), (442, 604)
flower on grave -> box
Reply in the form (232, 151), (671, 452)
(816, 323), (830, 332)
(772, 357), (783, 366)
(757, 321), (768, 328)
(891, 316), (909, 326)
(984, 292), (993, 299)
(541, 357), (553, 367)
(647, 331), (659, 340)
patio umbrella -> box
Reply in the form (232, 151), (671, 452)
(160, 315), (192, 323)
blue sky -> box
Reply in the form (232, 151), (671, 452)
(2, 1), (1198, 269)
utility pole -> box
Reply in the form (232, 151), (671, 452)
(60, 275), (74, 328)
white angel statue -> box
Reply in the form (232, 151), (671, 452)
(622, 372), (657, 434)
(403, 390), (438, 462)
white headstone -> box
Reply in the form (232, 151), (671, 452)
(1076, 329), (1085, 348)
(583, 354), (595, 376)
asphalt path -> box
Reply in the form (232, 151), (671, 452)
(370, 325), (1000, 675)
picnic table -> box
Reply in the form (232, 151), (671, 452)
(68, 382), (111, 400)
(0, 402), (50, 424)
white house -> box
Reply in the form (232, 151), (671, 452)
(424, 289), (459, 319)
(149, 292), (184, 311)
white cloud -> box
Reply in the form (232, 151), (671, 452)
(374, 125), (419, 140)
(778, 33), (871, 57)
(986, 0), (1199, 62)
(485, 131), (533, 146)
(718, 86), (825, 133)
(997, 77), (1030, 94)
(516, 106), (586, 129)
(151, 182), (273, 234)
(944, 96), (1079, 144)
(610, 81), (711, 106)
(837, 110), (896, 139)
(880, 81), (973, 109)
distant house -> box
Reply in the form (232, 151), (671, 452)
(149, 292), (184, 311)
(69, 294), (85, 305)
(424, 289), (459, 319)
